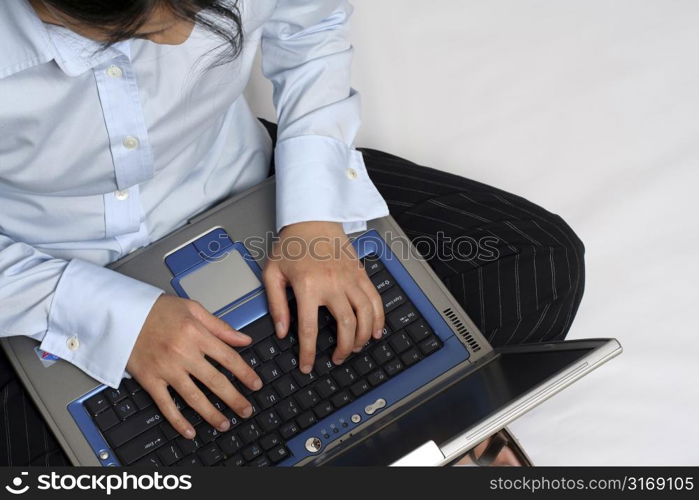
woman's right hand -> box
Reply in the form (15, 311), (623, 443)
(126, 295), (263, 439)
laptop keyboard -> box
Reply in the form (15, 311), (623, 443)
(82, 254), (443, 467)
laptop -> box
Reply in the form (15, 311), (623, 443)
(1, 177), (621, 466)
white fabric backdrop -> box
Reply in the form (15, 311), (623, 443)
(245, 0), (699, 465)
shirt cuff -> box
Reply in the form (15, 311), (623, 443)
(41, 259), (164, 388)
(275, 135), (389, 234)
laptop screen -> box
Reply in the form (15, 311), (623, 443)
(321, 345), (596, 465)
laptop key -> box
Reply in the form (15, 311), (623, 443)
(123, 378), (142, 395)
(316, 328), (337, 352)
(277, 398), (300, 421)
(350, 379), (370, 397)
(223, 454), (245, 467)
(381, 286), (407, 313)
(405, 320), (433, 343)
(250, 455), (272, 467)
(133, 452), (162, 467)
(330, 390), (352, 408)
(104, 384), (128, 405)
(352, 354), (376, 376)
(296, 411), (317, 429)
(94, 408), (119, 431)
(276, 351), (298, 373)
(314, 354), (335, 375)
(387, 303), (419, 331)
(400, 347), (423, 367)
(196, 422), (221, 443)
(133, 391), (154, 411)
(157, 443), (183, 466)
(257, 409), (282, 432)
(371, 270), (395, 294)
(239, 315), (275, 344)
(295, 388), (320, 410)
(258, 362), (283, 385)
(115, 427), (167, 465)
(384, 359), (404, 377)
(419, 335), (443, 355)
(275, 334), (297, 352)
(332, 366), (358, 388)
(260, 432), (282, 451)
(217, 431), (243, 455)
(255, 338), (280, 362)
(274, 374), (300, 399)
(367, 369), (388, 387)
(280, 421), (300, 439)
(370, 343), (395, 365)
(238, 422), (261, 444)
(176, 435), (203, 455)
(317, 307), (334, 329)
(176, 455), (202, 466)
(114, 398), (137, 420)
(313, 401), (335, 419)
(239, 349), (261, 370)
(84, 392), (110, 416)
(242, 443), (263, 461)
(105, 407), (163, 448)
(314, 377), (339, 399)
(291, 369), (317, 387)
(160, 421), (180, 440)
(198, 443), (225, 466)
(182, 408), (202, 426)
(388, 331), (413, 354)
(362, 255), (384, 276)
(268, 445), (291, 464)
(255, 386), (280, 410)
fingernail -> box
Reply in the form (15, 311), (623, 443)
(185, 428), (195, 439)
(275, 321), (286, 337)
(352, 346), (362, 353)
(375, 328), (383, 339)
(335, 358), (345, 365)
(235, 331), (252, 341)
(218, 420), (230, 432)
(242, 406), (253, 418)
(252, 379), (263, 391)
(301, 364), (312, 374)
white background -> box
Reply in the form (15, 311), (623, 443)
(246, 0), (699, 465)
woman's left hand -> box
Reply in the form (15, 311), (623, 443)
(263, 221), (385, 373)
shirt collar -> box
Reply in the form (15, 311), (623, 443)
(0, 0), (131, 80)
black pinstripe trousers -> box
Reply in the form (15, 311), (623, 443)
(0, 140), (584, 466)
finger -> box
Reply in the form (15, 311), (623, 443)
(188, 301), (253, 347)
(359, 277), (385, 340)
(293, 288), (319, 373)
(193, 350), (255, 420)
(326, 296), (357, 365)
(263, 263), (291, 338)
(172, 374), (230, 433)
(143, 379), (196, 439)
(203, 334), (262, 392)
(347, 286), (374, 351)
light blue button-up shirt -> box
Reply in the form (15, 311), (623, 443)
(0, 0), (388, 388)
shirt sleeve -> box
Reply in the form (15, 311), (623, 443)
(261, 0), (389, 233)
(0, 233), (163, 388)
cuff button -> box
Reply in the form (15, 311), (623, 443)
(67, 336), (80, 351)
(346, 167), (358, 180)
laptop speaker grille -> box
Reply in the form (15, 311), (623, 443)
(442, 308), (482, 352)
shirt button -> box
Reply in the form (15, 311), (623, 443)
(66, 336), (80, 351)
(123, 136), (140, 150)
(115, 190), (129, 201)
(346, 168), (358, 180)
(106, 65), (123, 78)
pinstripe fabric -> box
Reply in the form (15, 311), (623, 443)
(0, 137), (584, 465)
(360, 147), (585, 347)
(0, 350), (68, 465)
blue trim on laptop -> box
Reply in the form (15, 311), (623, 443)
(67, 229), (470, 466)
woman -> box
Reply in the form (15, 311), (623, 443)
(0, 0), (584, 465)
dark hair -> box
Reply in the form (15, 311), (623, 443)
(42, 0), (243, 63)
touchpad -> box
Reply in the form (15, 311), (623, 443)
(179, 250), (262, 314)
